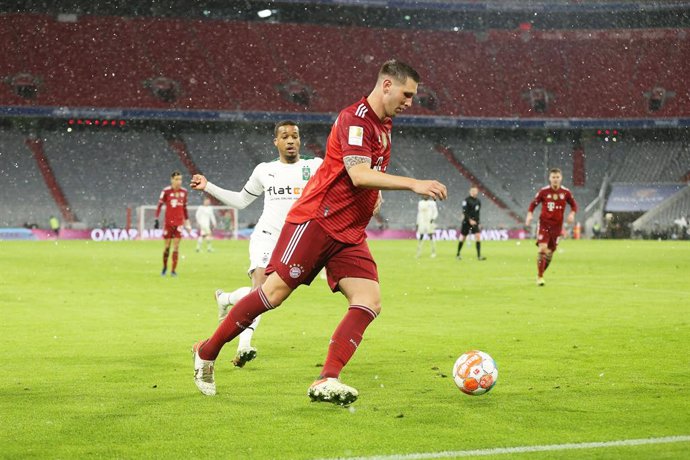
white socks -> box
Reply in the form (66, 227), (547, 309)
(238, 316), (261, 350)
(218, 286), (258, 350)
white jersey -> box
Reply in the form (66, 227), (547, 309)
(244, 157), (323, 236)
(417, 199), (438, 226)
(195, 205), (217, 228)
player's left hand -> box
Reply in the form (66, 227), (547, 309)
(190, 174), (207, 191)
(373, 192), (383, 216)
(184, 220), (192, 231)
(566, 212), (575, 224)
(413, 180), (447, 201)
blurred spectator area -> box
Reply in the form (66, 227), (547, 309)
(0, 13), (689, 117)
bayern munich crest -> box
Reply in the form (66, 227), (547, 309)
(289, 264), (304, 279)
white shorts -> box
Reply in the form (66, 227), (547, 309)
(248, 228), (278, 275)
(199, 225), (212, 236)
(417, 222), (436, 235)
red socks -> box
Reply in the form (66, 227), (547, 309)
(163, 248), (170, 270)
(321, 305), (378, 379)
(537, 252), (547, 277)
(544, 253), (553, 272)
(198, 294), (378, 377)
(172, 250), (179, 272)
(199, 287), (274, 361)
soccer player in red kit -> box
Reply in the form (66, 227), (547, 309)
(525, 168), (578, 286)
(191, 60), (447, 403)
(155, 171), (191, 277)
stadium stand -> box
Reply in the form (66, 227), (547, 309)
(0, 130), (60, 226)
(439, 136), (613, 219)
(632, 185), (690, 233)
(381, 136), (514, 229)
(611, 140), (690, 183)
(2, 13), (689, 233)
(41, 131), (188, 227)
(5, 125), (674, 230)
(1, 14), (689, 118)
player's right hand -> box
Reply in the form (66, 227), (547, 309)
(154, 219), (160, 229)
(190, 174), (207, 190)
(413, 180), (447, 201)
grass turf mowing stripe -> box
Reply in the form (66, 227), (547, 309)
(324, 435), (690, 460)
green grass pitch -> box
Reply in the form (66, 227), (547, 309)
(1, 239), (689, 459)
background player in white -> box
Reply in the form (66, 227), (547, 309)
(416, 196), (438, 258)
(190, 121), (323, 367)
(195, 196), (217, 253)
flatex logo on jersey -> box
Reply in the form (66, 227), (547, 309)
(266, 185), (304, 197)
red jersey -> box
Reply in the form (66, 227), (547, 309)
(155, 186), (189, 226)
(286, 97), (392, 244)
(528, 186), (578, 227)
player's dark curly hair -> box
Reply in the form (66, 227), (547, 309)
(379, 59), (421, 83)
(274, 120), (299, 137)
(171, 171), (182, 178)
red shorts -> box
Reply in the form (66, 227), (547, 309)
(163, 223), (183, 239)
(536, 222), (561, 251)
(266, 220), (378, 292)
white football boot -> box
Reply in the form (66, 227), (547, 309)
(537, 277), (545, 286)
(308, 378), (359, 406)
(232, 346), (258, 368)
(192, 341), (216, 396)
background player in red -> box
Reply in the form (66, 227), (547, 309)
(191, 60), (447, 403)
(155, 171), (191, 277)
(525, 168), (578, 286)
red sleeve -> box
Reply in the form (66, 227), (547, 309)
(183, 192), (189, 220)
(567, 191), (578, 213)
(528, 190), (542, 213)
(337, 112), (375, 161)
(155, 190), (165, 218)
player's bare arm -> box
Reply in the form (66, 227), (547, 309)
(525, 212), (533, 226)
(345, 159), (447, 200)
(373, 191), (383, 216)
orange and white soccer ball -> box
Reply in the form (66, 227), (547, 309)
(453, 350), (498, 396)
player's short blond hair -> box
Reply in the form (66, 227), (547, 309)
(379, 59), (420, 84)
(549, 168), (562, 175)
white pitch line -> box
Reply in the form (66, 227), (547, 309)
(322, 435), (690, 460)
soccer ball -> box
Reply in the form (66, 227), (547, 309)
(453, 350), (498, 396)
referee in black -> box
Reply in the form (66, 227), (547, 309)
(456, 185), (486, 260)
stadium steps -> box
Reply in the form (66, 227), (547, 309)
(435, 144), (523, 224)
(24, 137), (78, 223)
(632, 185), (690, 231)
(166, 134), (224, 207)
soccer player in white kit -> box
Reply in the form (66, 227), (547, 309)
(190, 121), (322, 367)
(416, 196), (439, 258)
(195, 196), (217, 252)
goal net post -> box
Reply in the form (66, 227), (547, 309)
(136, 205), (238, 240)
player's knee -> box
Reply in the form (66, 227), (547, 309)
(370, 302), (382, 316)
(261, 273), (292, 307)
